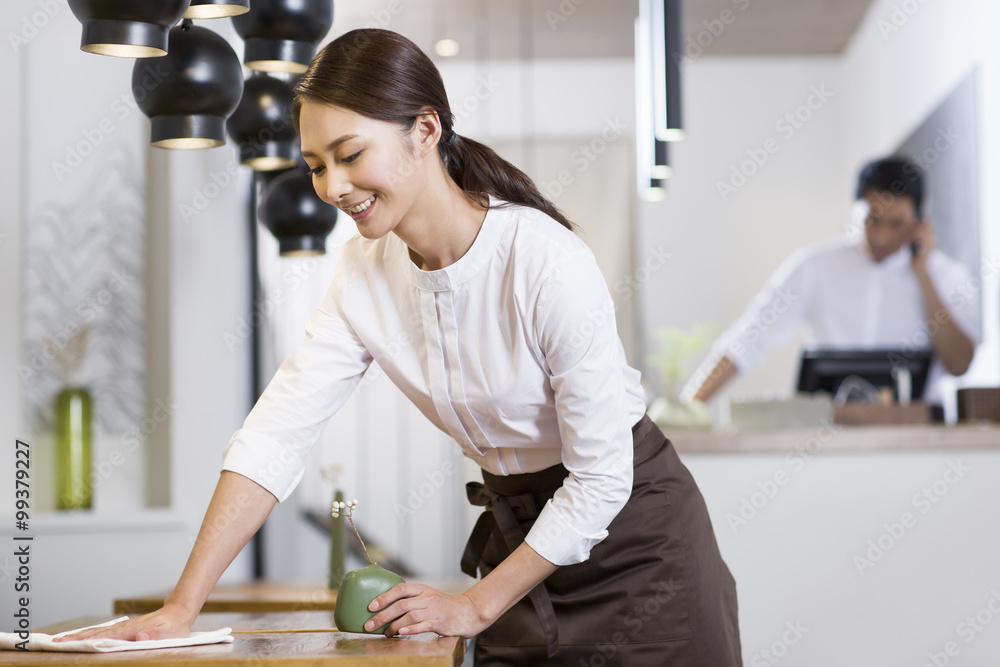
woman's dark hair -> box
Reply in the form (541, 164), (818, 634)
(855, 156), (925, 217)
(292, 29), (574, 231)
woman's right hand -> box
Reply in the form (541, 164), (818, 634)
(52, 603), (196, 643)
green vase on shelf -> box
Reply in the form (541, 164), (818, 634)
(55, 386), (92, 510)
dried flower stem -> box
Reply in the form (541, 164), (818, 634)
(332, 499), (374, 565)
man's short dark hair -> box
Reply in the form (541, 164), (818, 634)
(855, 156), (924, 217)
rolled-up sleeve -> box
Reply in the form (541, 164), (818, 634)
(523, 251), (634, 566)
(221, 269), (372, 502)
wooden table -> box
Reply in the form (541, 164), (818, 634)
(3, 611), (465, 665)
(114, 580), (471, 615)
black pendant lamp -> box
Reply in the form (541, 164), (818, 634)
(653, 138), (672, 180)
(652, 0), (684, 141)
(69, 0), (190, 58)
(232, 0), (334, 74)
(185, 0), (250, 19)
(133, 21), (244, 149)
(227, 74), (300, 171)
(260, 167), (338, 256)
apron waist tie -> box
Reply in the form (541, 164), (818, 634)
(462, 482), (560, 658)
(461, 415), (663, 660)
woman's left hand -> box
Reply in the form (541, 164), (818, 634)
(364, 583), (490, 638)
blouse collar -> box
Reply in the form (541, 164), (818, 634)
(405, 195), (505, 292)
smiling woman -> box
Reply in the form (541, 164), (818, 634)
(54, 28), (742, 667)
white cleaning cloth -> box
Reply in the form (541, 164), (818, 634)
(0, 617), (233, 653)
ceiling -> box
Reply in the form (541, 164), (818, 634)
(330, 0), (876, 61)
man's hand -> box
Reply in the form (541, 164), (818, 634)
(364, 583), (491, 638)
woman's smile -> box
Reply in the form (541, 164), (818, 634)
(343, 194), (377, 221)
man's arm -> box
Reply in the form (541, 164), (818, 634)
(911, 225), (975, 376)
(692, 355), (738, 403)
(913, 265), (975, 375)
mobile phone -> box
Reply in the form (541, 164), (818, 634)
(910, 218), (924, 257)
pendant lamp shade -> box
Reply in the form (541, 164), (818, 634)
(227, 74), (299, 171)
(133, 22), (244, 150)
(260, 167), (338, 256)
(68, 0), (190, 58)
(652, 138), (672, 180)
(185, 0), (250, 19)
(232, 0), (334, 74)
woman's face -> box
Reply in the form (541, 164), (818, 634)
(299, 101), (424, 240)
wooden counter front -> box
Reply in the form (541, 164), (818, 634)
(5, 611), (465, 666)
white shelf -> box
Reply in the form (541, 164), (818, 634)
(0, 508), (187, 536)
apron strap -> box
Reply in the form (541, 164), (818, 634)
(462, 481), (560, 658)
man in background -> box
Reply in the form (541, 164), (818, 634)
(684, 157), (980, 406)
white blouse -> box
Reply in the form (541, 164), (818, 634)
(221, 199), (648, 566)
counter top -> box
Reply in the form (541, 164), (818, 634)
(669, 422), (1000, 454)
(6, 611), (465, 666)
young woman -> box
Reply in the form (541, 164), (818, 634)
(59, 29), (742, 666)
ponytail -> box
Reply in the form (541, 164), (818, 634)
(293, 29), (575, 232)
(441, 133), (575, 231)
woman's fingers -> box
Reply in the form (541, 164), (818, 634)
(54, 619), (135, 642)
(363, 586), (486, 638)
(369, 582), (422, 612)
(53, 607), (192, 642)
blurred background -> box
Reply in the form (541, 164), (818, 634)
(2, 0), (999, 664)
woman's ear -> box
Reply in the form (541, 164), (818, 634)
(412, 108), (443, 158)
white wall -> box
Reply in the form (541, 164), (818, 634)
(640, 1), (1000, 665)
(638, 57), (849, 399)
(0, 2), (253, 628)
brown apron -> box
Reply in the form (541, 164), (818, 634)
(462, 415), (743, 666)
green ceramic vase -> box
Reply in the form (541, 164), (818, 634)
(334, 563), (406, 634)
(55, 386), (92, 510)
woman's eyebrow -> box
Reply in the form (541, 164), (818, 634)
(301, 134), (359, 158)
